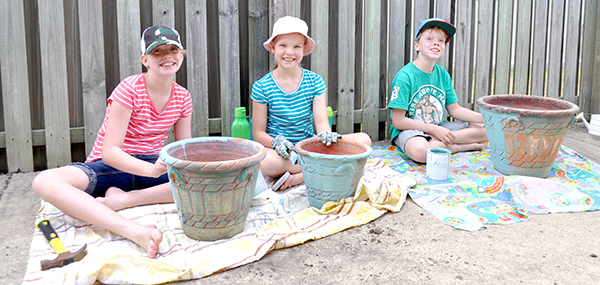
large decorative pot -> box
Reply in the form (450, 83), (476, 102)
(160, 137), (266, 241)
(295, 138), (372, 209)
(477, 94), (579, 177)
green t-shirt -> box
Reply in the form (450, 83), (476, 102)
(387, 62), (459, 140)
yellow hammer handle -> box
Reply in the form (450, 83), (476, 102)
(37, 219), (68, 254)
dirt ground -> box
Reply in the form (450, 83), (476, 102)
(2, 122), (600, 284)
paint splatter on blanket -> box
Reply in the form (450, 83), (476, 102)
(370, 143), (600, 231)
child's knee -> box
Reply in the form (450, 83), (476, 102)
(32, 170), (53, 197)
(404, 143), (428, 163)
(358, 132), (372, 146)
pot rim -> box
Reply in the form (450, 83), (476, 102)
(476, 94), (579, 116)
(295, 137), (372, 160)
(159, 136), (266, 170)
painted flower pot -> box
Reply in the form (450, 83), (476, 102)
(295, 138), (372, 209)
(477, 94), (579, 177)
(160, 137), (266, 241)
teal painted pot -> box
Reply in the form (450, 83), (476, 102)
(160, 137), (266, 241)
(295, 138), (372, 209)
(477, 95), (579, 177)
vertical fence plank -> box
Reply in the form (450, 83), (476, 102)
(513, 0), (532, 94)
(38, 0), (72, 168)
(546, 0), (565, 99)
(531, 0), (548, 96)
(435, 0), (452, 71)
(186, 1), (210, 137)
(269, 0), (301, 68)
(270, 0), (301, 20)
(248, 0), (269, 91)
(310, 1), (328, 91)
(219, 0), (241, 136)
(454, 0), (475, 108)
(336, 0), (356, 135)
(473, 0), (494, 110)
(362, 0), (380, 140)
(1, 0), (34, 172)
(563, 0), (581, 104)
(388, 0), (407, 82)
(592, 1), (600, 115)
(153, 0), (176, 26)
(412, 0), (431, 60)
(152, 0), (177, 142)
(116, 0), (141, 80)
(580, 0), (597, 115)
(79, 1), (107, 156)
(387, 0), (407, 139)
(494, 0), (513, 95)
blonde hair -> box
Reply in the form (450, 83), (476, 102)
(416, 27), (449, 43)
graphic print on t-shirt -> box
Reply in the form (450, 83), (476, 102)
(408, 85), (446, 125)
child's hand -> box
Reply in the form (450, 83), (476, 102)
(430, 125), (455, 144)
(271, 135), (295, 160)
(148, 158), (168, 178)
(317, 131), (342, 146)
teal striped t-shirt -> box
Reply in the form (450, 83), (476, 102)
(251, 68), (326, 143)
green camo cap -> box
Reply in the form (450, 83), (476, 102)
(140, 25), (184, 55)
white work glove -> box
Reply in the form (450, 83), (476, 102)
(317, 131), (342, 146)
(271, 135), (295, 160)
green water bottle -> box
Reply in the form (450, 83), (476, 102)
(327, 106), (334, 129)
(231, 107), (251, 139)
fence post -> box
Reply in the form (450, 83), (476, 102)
(0, 0), (34, 172)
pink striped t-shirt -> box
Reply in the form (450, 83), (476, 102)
(86, 73), (193, 162)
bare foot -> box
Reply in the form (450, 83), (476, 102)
(447, 143), (485, 153)
(125, 221), (163, 258)
(96, 187), (133, 211)
(280, 172), (304, 190)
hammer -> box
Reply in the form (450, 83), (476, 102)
(37, 219), (87, 271)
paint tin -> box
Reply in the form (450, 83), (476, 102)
(426, 148), (451, 180)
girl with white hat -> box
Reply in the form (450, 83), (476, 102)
(251, 16), (371, 191)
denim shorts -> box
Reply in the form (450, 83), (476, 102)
(70, 154), (169, 198)
(392, 121), (470, 153)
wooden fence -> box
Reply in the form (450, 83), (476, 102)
(1, 0), (599, 173)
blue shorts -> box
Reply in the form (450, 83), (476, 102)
(392, 121), (470, 153)
(70, 155), (169, 198)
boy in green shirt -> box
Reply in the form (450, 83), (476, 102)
(387, 18), (487, 163)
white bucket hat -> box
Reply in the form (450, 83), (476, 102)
(263, 16), (316, 56)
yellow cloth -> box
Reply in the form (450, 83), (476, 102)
(23, 159), (415, 284)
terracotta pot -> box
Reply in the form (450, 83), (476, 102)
(160, 137), (266, 241)
(477, 94), (579, 177)
(295, 137), (372, 209)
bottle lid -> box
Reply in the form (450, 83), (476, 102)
(326, 106), (333, 117)
(235, 107), (246, 118)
